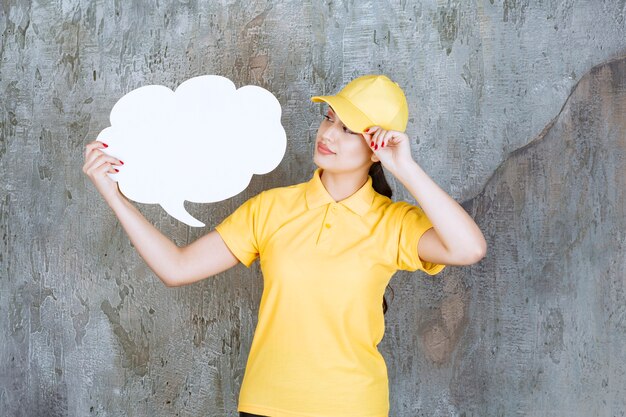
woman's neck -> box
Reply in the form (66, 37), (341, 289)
(319, 168), (369, 203)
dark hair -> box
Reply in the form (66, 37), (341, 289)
(368, 161), (395, 315)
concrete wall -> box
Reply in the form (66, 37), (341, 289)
(1, 1), (625, 416)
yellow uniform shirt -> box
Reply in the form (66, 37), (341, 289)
(215, 167), (445, 417)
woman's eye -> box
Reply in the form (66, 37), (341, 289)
(323, 114), (355, 134)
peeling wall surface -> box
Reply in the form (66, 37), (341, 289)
(1, 1), (625, 416)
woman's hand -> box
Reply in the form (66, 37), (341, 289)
(362, 126), (416, 177)
(82, 140), (124, 203)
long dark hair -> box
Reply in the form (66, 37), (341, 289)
(368, 161), (395, 315)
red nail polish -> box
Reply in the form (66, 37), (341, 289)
(102, 143), (108, 148)
(375, 144), (378, 150)
(119, 160), (124, 165)
(370, 141), (374, 147)
(114, 168), (119, 172)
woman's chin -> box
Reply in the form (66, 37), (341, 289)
(313, 153), (331, 168)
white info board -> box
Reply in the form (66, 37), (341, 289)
(97, 75), (287, 227)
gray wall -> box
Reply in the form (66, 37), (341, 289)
(1, 1), (625, 416)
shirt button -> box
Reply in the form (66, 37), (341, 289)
(331, 206), (337, 211)
(325, 223), (331, 228)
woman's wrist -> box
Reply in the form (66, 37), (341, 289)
(105, 190), (129, 212)
(390, 158), (419, 182)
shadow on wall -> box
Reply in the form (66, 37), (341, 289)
(412, 57), (626, 415)
(418, 54), (626, 413)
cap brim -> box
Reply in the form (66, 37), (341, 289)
(310, 95), (373, 133)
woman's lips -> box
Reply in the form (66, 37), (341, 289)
(317, 143), (335, 154)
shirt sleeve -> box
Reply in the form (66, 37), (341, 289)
(395, 202), (446, 275)
(214, 192), (263, 268)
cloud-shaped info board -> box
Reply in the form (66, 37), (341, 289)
(97, 75), (286, 227)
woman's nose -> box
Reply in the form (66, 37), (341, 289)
(322, 123), (340, 142)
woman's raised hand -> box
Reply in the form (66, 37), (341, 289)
(82, 140), (124, 202)
(361, 126), (416, 176)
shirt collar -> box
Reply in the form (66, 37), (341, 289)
(305, 167), (376, 216)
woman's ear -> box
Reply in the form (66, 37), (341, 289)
(370, 153), (380, 163)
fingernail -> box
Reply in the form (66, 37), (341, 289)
(119, 160), (124, 165)
(375, 144), (378, 150)
(114, 168), (119, 172)
(102, 143), (108, 148)
(370, 141), (374, 147)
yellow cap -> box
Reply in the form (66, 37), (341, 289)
(310, 74), (409, 133)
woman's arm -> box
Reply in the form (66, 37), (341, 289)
(363, 127), (487, 266)
(395, 160), (487, 265)
(107, 194), (240, 287)
(83, 139), (240, 287)
(106, 194), (184, 285)
(170, 230), (240, 287)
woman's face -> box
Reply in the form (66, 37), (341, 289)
(313, 106), (378, 173)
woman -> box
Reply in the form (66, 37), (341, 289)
(83, 74), (487, 417)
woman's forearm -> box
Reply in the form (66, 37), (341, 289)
(395, 160), (487, 261)
(106, 193), (182, 286)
